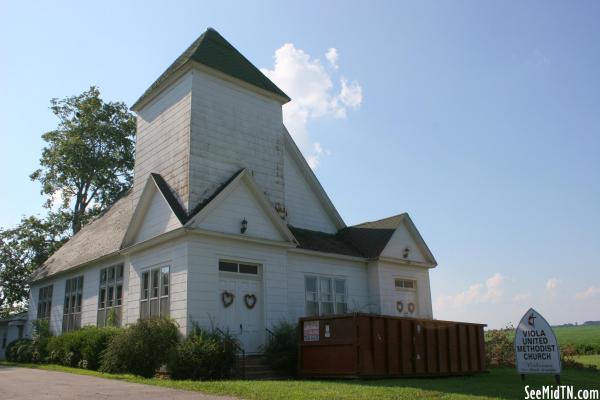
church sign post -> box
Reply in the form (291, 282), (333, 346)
(515, 308), (561, 384)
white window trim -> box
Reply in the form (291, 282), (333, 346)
(304, 274), (348, 317)
(394, 277), (417, 291)
(140, 265), (170, 319)
(218, 260), (262, 279)
(63, 276), (84, 332)
(37, 285), (53, 321)
(97, 264), (125, 327)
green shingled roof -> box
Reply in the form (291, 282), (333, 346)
(132, 28), (290, 110)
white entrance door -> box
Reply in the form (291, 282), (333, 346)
(218, 275), (263, 353)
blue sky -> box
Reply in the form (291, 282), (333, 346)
(1, 1), (598, 328)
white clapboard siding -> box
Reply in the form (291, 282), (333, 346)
(133, 72), (193, 210)
(126, 237), (188, 333)
(186, 235), (288, 333)
(189, 69), (284, 209)
(194, 180), (284, 242)
(133, 187), (181, 244)
(286, 252), (370, 321)
(373, 261), (433, 319)
(284, 147), (338, 233)
(28, 256), (126, 335)
(380, 222), (428, 263)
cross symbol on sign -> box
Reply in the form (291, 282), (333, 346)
(528, 313), (536, 327)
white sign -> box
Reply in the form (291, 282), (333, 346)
(303, 320), (319, 342)
(515, 308), (561, 375)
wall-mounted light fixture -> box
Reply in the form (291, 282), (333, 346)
(241, 218), (248, 234)
(403, 247), (410, 259)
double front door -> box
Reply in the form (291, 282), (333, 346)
(217, 275), (264, 353)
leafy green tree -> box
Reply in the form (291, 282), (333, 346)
(0, 212), (70, 317)
(30, 86), (136, 234)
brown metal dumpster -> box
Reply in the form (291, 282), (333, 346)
(299, 313), (487, 377)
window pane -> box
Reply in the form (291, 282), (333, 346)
(335, 279), (346, 294)
(306, 292), (318, 302)
(140, 301), (148, 319)
(306, 301), (319, 317)
(116, 285), (122, 306)
(218, 261), (237, 272)
(161, 271), (169, 296)
(239, 264), (258, 274)
(76, 294), (82, 312)
(64, 296), (70, 315)
(100, 270), (107, 284)
(108, 267), (115, 282)
(152, 270), (159, 298)
(99, 288), (106, 309)
(107, 286), (114, 307)
(321, 302), (334, 315)
(150, 298), (158, 317)
(97, 309), (105, 327)
(320, 278), (332, 302)
(305, 276), (317, 293)
(78, 276), (84, 292)
(142, 272), (149, 300)
(336, 302), (347, 314)
(160, 297), (169, 317)
(117, 265), (124, 280)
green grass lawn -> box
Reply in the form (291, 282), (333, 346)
(1, 362), (598, 400)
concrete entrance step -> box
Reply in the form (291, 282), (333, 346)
(241, 355), (280, 380)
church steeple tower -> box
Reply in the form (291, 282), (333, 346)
(131, 28), (290, 216)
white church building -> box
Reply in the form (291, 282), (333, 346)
(25, 28), (438, 354)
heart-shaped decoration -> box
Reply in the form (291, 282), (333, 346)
(244, 293), (257, 309)
(222, 291), (235, 308)
(396, 301), (404, 313)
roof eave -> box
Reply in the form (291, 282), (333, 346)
(131, 58), (290, 113)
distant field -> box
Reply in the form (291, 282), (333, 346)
(502, 325), (600, 353)
(553, 325), (600, 350)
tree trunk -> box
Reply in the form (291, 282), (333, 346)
(72, 193), (84, 234)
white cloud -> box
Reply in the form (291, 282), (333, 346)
(513, 293), (532, 302)
(435, 273), (506, 311)
(339, 78), (363, 110)
(575, 286), (600, 300)
(546, 278), (559, 297)
(261, 44), (362, 168)
(325, 48), (339, 69)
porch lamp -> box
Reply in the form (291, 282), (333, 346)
(241, 218), (248, 234)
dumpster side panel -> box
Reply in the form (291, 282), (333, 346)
(400, 319), (413, 374)
(299, 314), (486, 377)
(438, 325), (449, 373)
(386, 318), (400, 375)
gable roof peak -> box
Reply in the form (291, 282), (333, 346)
(351, 213), (407, 230)
(132, 28), (290, 110)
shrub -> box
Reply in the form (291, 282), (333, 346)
(167, 328), (237, 380)
(30, 319), (53, 362)
(485, 325), (515, 367)
(6, 338), (34, 363)
(574, 343), (600, 355)
(261, 321), (298, 376)
(100, 318), (179, 377)
(47, 326), (123, 370)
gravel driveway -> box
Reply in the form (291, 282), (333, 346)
(0, 365), (238, 400)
